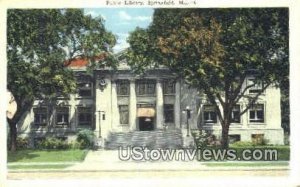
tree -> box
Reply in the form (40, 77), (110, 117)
(126, 8), (288, 148)
(7, 9), (116, 151)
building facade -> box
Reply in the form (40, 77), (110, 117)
(17, 57), (284, 146)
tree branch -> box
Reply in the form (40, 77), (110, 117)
(239, 82), (271, 116)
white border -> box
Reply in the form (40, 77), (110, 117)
(1, 0), (299, 187)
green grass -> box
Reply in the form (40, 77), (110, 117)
(229, 145), (290, 161)
(8, 164), (73, 170)
(7, 149), (88, 163)
(203, 162), (289, 167)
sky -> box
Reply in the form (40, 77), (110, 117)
(84, 8), (154, 53)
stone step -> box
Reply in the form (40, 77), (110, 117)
(105, 129), (183, 150)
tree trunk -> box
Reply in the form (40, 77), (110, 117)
(221, 122), (230, 149)
(8, 119), (17, 152)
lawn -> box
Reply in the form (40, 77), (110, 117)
(229, 145), (290, 161)
(7, 149), (88, 163)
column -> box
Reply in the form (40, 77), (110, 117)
(156, 79), (164, 129)
(129, 79), (136, 131)
(175, 80), (181, 128)
(111, 80), (119, 129)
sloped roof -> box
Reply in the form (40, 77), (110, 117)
(64, 53), (108, 68)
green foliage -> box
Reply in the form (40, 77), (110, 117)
(230, 139), (269, 147)
(192, 130), (220, 148)
(76, 129), (96, 149)
(7, 9), (117, 151)
(230, 141), (256, 147)
(127, 8), (289, 148)
(35, 137), (71, 150)
(15, 137), (29, 150)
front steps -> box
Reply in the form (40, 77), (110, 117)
(105, 129), (183, 150)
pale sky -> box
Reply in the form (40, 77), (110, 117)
(84, 8), (154, 53)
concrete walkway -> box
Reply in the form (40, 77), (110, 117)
(8, 150), (289, 172)
(66, 150), (208, 171)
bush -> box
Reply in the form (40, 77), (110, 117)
(16, 137), (29, 149)
(36, 137), (70, 150)
(76, 129), (96, 149)
(230, 141), (256, 147)
(192, 130), (220, 148)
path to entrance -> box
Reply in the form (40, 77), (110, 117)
(67, 150), (208, 171)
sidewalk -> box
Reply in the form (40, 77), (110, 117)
(8, 150), (289, 172)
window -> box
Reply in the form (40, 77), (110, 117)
(249, 104), (264, 123)
(117, 80), (130, 96)
(248, 79), (263, 94)
(78, 107), (93, 126)
(56, 107), (69, 126)
(76, 74), (93, 97)
(203, 105), (217, 123)
(231, 105), (241, 123)
(77, 82), (92, 97)
(163, 80), (175, 95)
(164, 104), (174, 123)
(33, 107), (47, 126)
(136, 80), (156, 96)
(119, 105), (129, 125)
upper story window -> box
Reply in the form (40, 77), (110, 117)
(248, 79), (263, 94)
(249, 104), (264, 123)
(231, 105), (241, 123)
(33, 107), (47, 126)
(117, 80), (130, 96)
(203, 105), (217, 124)
(78, 106), (93, 126)
(163, 80), (176, 95)
(136, 80), (156, 96)
(77, 82), (92, 97)
(76, 74), (93, 98)
(56, 107), (69, 126)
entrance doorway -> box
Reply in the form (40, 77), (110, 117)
(139, 117), (154, 131)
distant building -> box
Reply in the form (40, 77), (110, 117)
(17, 54), (284, 147)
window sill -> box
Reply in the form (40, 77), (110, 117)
(163, 94), (175, 96)
(203, 122), (218, 125)
(248, 123), (267, 126)
(230, 123), (242, 125)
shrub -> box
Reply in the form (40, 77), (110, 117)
(16, 137), (29, 149)
(76, 129), (96, 149)
(70, 141), (83, 149)
(36, 137), (70, 150)
(251, 134), (269, 145)
(192, 130), (220, 148)
(230, 141), (255, 147)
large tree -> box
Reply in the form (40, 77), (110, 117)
(7, 9), (116, 151)
(126, 8), (288, 148)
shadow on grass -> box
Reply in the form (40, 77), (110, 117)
(7, 150), (40, 162)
